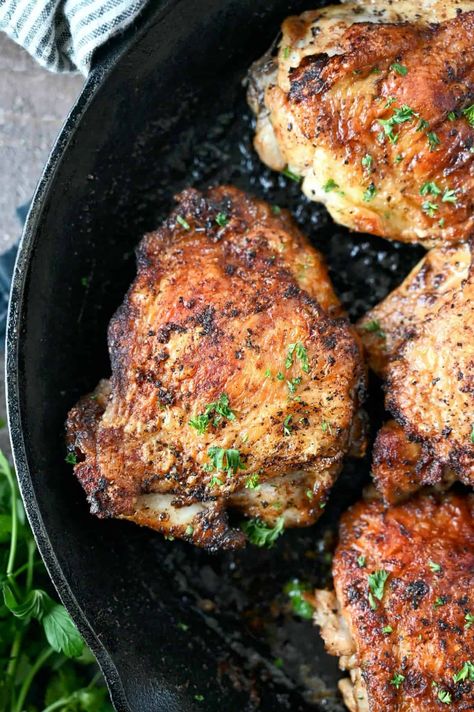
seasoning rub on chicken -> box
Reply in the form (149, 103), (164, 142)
(248, 0), (474, 247)
(314, 493), (474, 712)
(357, 242), (473, 503)
(66, 186), (366, 550)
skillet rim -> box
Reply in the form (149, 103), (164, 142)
(5, 3), (177, 710)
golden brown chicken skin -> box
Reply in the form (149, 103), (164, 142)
(314, 493), (474, 712)
(357, 243), (473, 501)
(66, 186), (366, 550)
(248, 0), (474, 247)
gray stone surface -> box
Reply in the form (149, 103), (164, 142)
(0, 35), (84, 457)
(0, 33), (83, 252)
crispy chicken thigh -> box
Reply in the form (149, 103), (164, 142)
(66, 187), (366, 550)
(314, 493), (474, 712)
(357, 243), (473, 501)
(248, 0), (474, 247)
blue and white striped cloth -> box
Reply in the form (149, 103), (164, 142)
(0, 0), (148, 75)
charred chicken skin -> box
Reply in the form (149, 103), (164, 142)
(248, 0), (474, 247)
(66, 186), (366, 550)
(357, 242), (473, 502)
(314, 493), (474, 712)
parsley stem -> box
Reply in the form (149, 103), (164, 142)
(14, 645), (54, 712)
(0, 452), (18, 578)
(6, 629), (23, 712)
(25, 539), (35, 592)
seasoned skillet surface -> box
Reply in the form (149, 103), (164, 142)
(10, 1), (426, 710)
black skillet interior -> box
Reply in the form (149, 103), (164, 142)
(7, 1), (425, 710)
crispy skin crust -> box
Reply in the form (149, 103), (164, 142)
(66, 186), (366, 549)
(248, 1), (474, 246)
(326, 493), (474, 711)
(357, 244), (470, 376)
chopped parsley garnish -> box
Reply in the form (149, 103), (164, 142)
(207, 447), (245, 477)
(453, 661), (474, 683)
(287, 377), (302, 395)
(177, 215), (190, 230)
(272, 205), (281, 215)
(185, 525), (194, 536)
(362, 319), (386, 339)
(429, 560), (441, 573)
(323, 178), (339, 192)
(437, 689), (452, 705)
(283, 167), (301, 182)
(241, 516), (285, 548)
(462, 104), (474, 127)
(283, 415), (293, 436)
(434, 596), (447, 608)
(442, 189), (457, 203)
(189, 393), (236, 434)
(422, 201), (439, 217)
(321, 420), (332, 433)
(282, 46), (291, 59)
(276, 371), (285, 381)
(379, 105), (417, 143)
(368, 570), (389, 610)
(65, 452), (77, 465)
(215, 212), (229, 227)
(284, 579), (314, 619)
(390, 673), (405, 689)
(447, 111), (457, 121)
(209, 475), (223, 487)
(465, 613), (474, 629)
(382, 625), (393, 635)
(245, 473), (260, 489)
(385, 96), (397, 108)
(264, 368), (272, 378)
(80, 276), (89, 288)
(363, 183), (377, 202)
(427, 131), (441, 150)
(471, 425), (474, 444)
(306, 489), (313, 500)
(357, 555), (366, 568)
(394, 154), (403, 163)
(286, 342), (310, 373)
(417, 118), (429, 131)
(177, 621), (189, 631)
(390, 63), (408, 76)
(361, 153), (373, 170)
(274, 657), (284, 668)
(420, 181), (441, 196)
(194, 694), (205, 702)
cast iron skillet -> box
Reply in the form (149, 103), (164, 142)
(6, 1), (423, 710)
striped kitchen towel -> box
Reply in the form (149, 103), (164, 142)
(0, 0), (148, 75)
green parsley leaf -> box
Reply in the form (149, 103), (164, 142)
(283, 167), (301, 182)
(282, 46), (291, 59)
(185, 525), (194, 536)
(390, 63), (408, 76)
(382, 625), (393, 635)
(394, 154), (404, 163)
(241, 516), (285, 548)
(3, 585), (48, 620)
(465, 613), (474, 629)
(361, 154), (373, 170)
(447, 111), (457, 121)
(385, 96), (397, 108)
(272, 205), (281, 215)
(462, 104), (474, 127)
(323, 178), (339, 192)
(65, 452), (77, 465)
(306, 489), (313, 500)
(287, 376), (302, 395)
(363, 183), (377, 202)
(284, 579), (314, 619)
(427, 131), (441, 150)
(215, 212), (229, 227)
(283, 415), (293, 436)
(189, 414), (209, 435)
(362, 319), (386, 338)
(209, 475), (223, 487)
(434, 596), (447, 608)
(417, 118), (430, 131)
(442, 189), (457, 203)
(471, 425), (474, 444)
(321, 420), (332, 433)
(428, 560), (441, 573)
(43, 602), (84, 658)
(189, 393), (236, 434)
(274, 657), (284, 668)
(177, 621), (189, 631)
(177, 215), (191, 230)
(245, 474), (260, 490)
(81, 276), (89, 288)
(264, 368), (272, 378)
(420, 181), (441, 196)
(453, 660), (474, 683)
(422, 201), (439, 217)
(286, 342), (310, 373)
(207, 446), (245, 476)
(368, 570), (389, 609)
(194, 694), (205, 702)
(437, 689), (452, 705)
(390, 673), (405, 689)
(357, 555), (366, 568)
